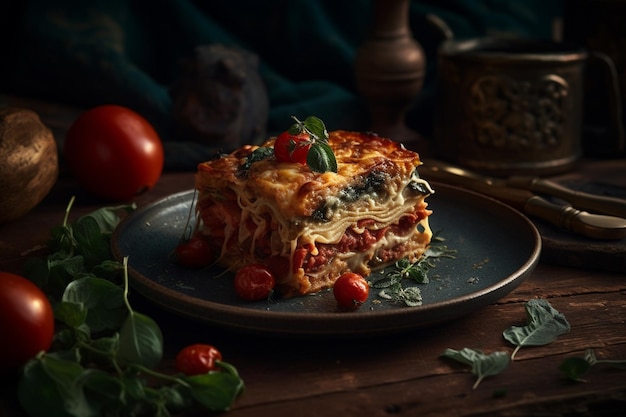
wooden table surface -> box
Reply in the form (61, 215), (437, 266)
(1, 157), (625, 416)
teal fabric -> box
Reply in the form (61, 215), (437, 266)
(0, 0), (563, 169)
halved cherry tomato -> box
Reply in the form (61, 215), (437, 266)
(174, 236), (215, 268)
(63, 105), (164, 201)
(333, 272), (370, 310)
(274, 131), (311, 164)
(0, 272), (55, 370)
(175, 344), (222, 376)
(234, 264), (275, 301)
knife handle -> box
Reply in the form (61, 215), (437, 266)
(524, 195), (626, 240)
(508, 176), (626, 219)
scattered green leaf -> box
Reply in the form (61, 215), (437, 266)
(503, 298), (571, 360)
(559, 349), (626, 382)
(441, 348), (510, 389)
(370, 233), (456, 306)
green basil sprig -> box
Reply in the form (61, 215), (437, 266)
(288, 115), (337, 174)
(18, 198), (244, 417)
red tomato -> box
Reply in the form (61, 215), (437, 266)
(234, 264), (275, 301)
(274, 131), (311, 164)
(333, 272), (370, 310)
(63, 105), (165, 201)
(175, 344), (222, 376)
(0, 272), (54, 370)
(174, 236), (215, 268)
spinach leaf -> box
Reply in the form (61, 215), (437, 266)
(238, 146), (274, 175)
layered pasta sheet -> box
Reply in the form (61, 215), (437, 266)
(194, 130), (434, 297)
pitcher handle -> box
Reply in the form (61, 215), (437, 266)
(585, 51), (625, 154)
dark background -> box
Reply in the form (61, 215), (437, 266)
(0, 0), (570, 168)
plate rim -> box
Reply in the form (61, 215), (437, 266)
(111, 182), (542, 336)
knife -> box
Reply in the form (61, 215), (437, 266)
(420, 162), (626, 240)
(506, 175), (626, 219)
(422, 160), (626, 218)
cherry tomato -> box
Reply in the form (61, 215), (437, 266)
(234, 264), (275, 301)
(175, 344), (222, 376)
(0, 272), (54, 370)
(274, 131), (311, 164)
(63, 105), (165, 201)
(333, 272), (370, 310)
(174, 236), (215, 268)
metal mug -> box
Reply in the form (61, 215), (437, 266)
(433, 37), (623, 176)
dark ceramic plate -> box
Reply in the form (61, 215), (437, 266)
(111, 183), (541, 337)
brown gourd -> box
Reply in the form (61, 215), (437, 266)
(0, 107), (59, 224)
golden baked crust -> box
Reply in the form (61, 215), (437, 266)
(194, 130), (434, 297)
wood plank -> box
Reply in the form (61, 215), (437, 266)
(143, 291), (626, 411)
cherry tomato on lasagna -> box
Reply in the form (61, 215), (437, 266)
(333, 272), (370, 310)
(0, 272), (55, 370)
(274, 131), (311, 164)
(63, 105), (164, 201)
(175, 344), (222, 376)
(174, 236), (215, 268)
(234, 264), (275, 301)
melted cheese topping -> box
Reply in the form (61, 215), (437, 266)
(194, 130), (434, 297)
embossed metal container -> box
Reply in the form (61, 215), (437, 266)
(434, 38), (587, 176)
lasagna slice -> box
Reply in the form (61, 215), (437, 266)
(193, 130), (434, 297)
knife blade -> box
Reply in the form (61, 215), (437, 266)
(420, 163), (626, 240)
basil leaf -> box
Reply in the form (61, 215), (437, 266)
(307, 142), (337, 173)
(48, 225), (76, 258)
(78, 369), (125, 414)
(117, 312), (163, 369)
(18, 200), (244, 416)
(158, 384), (194, 414)
(470, 351), (510, 389)
(77, 204), (135, 236)
(55, 300), (88, 329)
(46, 255), (85, 300)
(18, 354), (100, 417)
(62, 277), (127, 333)
(441, 347), (483, 366)
(184, 372), (245, 411)
(72, 216), (111, 269)
(441, 348), (510, 389)
(503, 298), (570, 359)
(559, 356), (592, 382)
(559, 348), (626, 382)
(302, 115), (329, 141)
